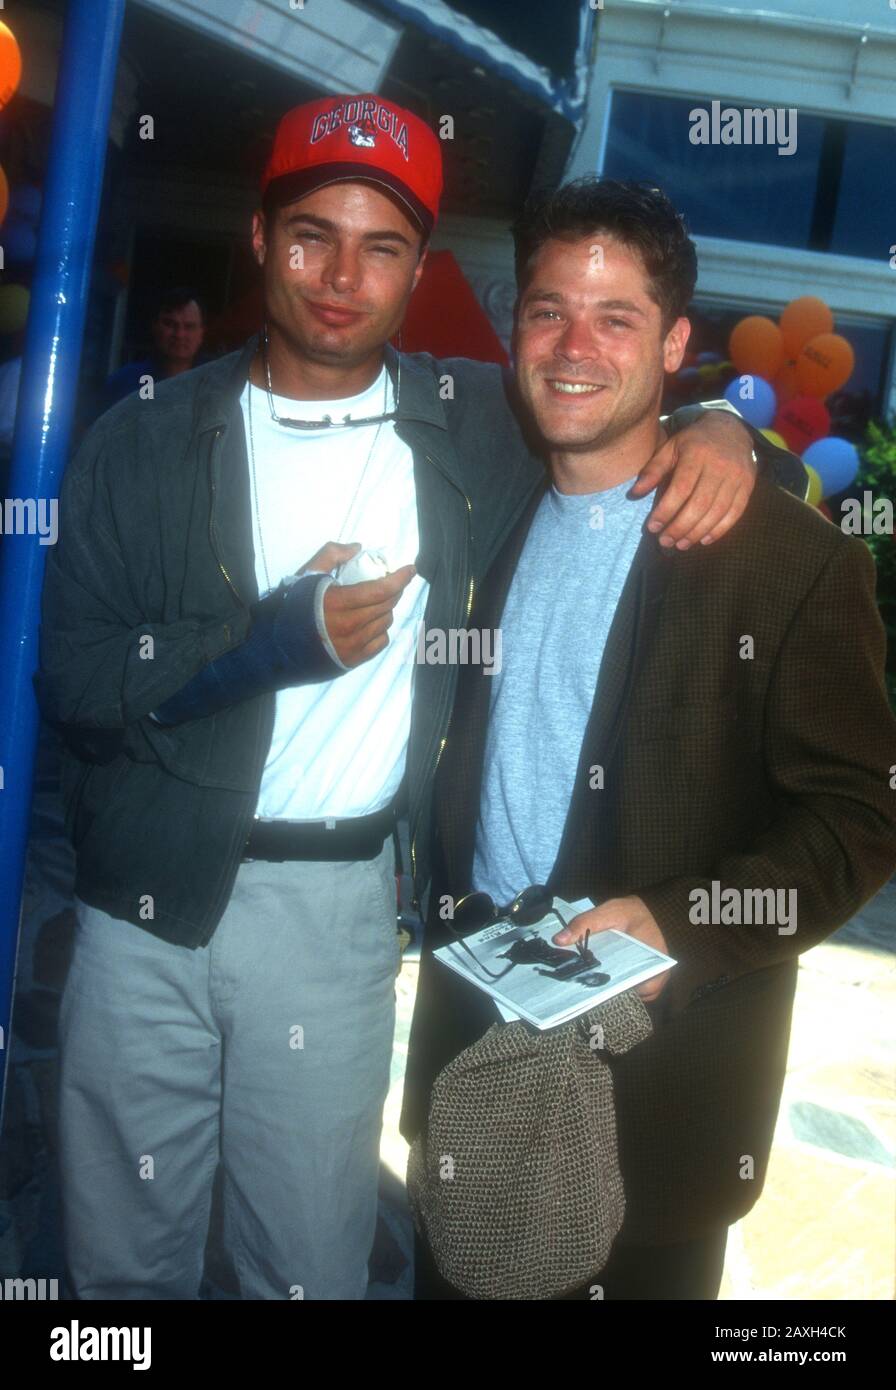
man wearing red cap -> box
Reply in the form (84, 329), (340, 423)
(37, 94), (804, 1301)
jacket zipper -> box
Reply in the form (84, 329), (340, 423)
(207, 426), (247, 611)
(200, 423), (266, 939)
(408, 489), (475, 913)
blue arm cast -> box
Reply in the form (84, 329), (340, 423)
(149, 573), (342, 727)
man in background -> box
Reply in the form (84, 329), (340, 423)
(100, 285), (207, 412)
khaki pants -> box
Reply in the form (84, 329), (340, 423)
(57, 839), (398, 1300)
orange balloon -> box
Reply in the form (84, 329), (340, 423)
(794, 333), (854, 398)
(0, 22), (22, 110)
(773, 359), (800, 404)
(0, 165), (8, 226)
(779, 296), (833, 359)
(728, 316), (784, 379)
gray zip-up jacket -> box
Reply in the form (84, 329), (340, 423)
(34, 333), (804, 947)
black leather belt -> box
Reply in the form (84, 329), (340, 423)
(242, 804), (396, 863)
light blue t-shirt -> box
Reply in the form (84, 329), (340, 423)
(472, 476), (653, 903)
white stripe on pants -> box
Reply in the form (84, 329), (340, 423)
(58, 838), (399, 1300)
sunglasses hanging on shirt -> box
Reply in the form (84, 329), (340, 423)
(260, 322), (400, 430)
(447, 885), (577, 980)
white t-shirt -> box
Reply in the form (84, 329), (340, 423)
(239, 365), (428, 820)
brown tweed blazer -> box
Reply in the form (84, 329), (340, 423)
(401, 474), (896, 1248)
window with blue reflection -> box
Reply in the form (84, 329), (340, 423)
(603, 91), (895, 262)
(603, 92), (823, 248)
(831, 121), (896, 260)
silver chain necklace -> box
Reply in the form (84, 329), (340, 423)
(247, 367), (389, 596)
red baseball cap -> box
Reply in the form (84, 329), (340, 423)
(261, 93), (443, 237)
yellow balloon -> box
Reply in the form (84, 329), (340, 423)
(803, 463), (823, 507)
(0, 283), (30, 334)
(760, 429), (788, 449)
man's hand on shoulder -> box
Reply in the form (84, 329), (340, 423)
(631, 410), (759, 550)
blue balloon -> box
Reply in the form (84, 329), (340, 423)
(697, 351), (722, 365)
(802, 436), (860, 498)
(2, 219), (37, 263)
(676, 366), (699, 381)
(722, 374), (777, 428)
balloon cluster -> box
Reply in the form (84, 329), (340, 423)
(0, 19), (33, 336)
(721, 297), (859, 503)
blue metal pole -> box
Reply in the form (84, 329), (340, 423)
(0, 0), (126, 1119)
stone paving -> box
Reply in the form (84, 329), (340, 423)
(718, 880), (895, 1301)
(1, 723), (893, 1300)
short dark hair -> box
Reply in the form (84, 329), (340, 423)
(512, 178), (698, 328)
(155, 286), (206, 322)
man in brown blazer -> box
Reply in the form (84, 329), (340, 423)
(401, 179), (896, 1300)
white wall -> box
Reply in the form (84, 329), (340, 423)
(132, 0), (401, 94)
